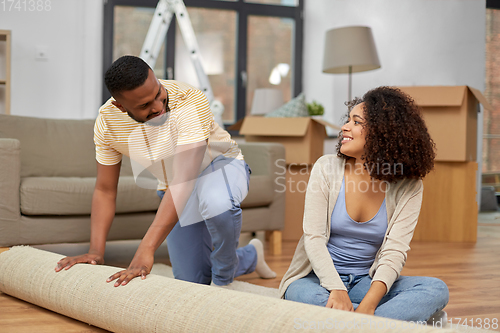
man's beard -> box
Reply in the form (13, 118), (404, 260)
(126, 99), (168, 125)
(127, 109), (169, 127)
(126, 110), (144, 123)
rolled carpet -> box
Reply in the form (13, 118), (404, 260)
(0, 246), (454, 333)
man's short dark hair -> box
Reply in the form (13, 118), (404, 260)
(104, 55), (151, 97)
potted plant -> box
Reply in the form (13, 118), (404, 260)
(307, 100), (324, 118)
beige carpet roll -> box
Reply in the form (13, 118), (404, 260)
(0, 246), (454, 333)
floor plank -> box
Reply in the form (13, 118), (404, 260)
(0, 293), (107, 333)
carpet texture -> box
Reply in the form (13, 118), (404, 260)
(0, 246), (490, 333)
(151, 263), (281, 298)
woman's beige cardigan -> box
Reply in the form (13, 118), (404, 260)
(279, 155), (423, 298)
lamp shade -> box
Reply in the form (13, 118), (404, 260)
(322, 26), (381, 74)
(250, 88), (284, 115)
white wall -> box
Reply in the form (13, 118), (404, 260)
(0, 0), (103, 119)
(304, 0), (486, 207)
(0, 0), (486, 121)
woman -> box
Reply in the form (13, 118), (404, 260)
(279, 87), (449, 321)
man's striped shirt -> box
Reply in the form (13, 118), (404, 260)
(94, 80), (243, 190)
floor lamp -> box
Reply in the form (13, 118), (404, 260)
(322, 26), (381, 102)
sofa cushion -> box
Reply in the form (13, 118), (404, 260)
(0, 114), (97, 178)
(21, 174), (274, 215)
(241, 175), (274, 208)
(20, 177), (160, 215)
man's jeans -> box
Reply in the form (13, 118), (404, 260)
(157, 155), (257, 286)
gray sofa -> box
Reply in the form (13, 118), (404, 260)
(0, 114), (285, 253)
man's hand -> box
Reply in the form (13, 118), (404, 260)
(326, 289), (354, 311)
(55, 251), (104, 272)
(106, 248), (154, 287)
(54, 162), (121, 273)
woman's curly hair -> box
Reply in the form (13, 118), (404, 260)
(336, 86), (436, 183)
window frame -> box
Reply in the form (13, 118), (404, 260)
(102, 0), (304, 129)
(487, 0), (500, 9)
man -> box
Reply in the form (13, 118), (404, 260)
(55, 55), (275, 287)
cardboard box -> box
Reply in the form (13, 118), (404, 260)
(238, 117), (340, 165)
(282, 164), (311, 241)
(398, 86), (492, 162)
(397, 86), (486, 242)
(416, 161), (477, 242)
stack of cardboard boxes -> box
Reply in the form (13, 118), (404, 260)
(399, 86), (491, 242)
(236, 86), (490, 243)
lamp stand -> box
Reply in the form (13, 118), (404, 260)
(348, 65), (352, 102)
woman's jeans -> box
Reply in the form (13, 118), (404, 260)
(157, 155), (257, 286)
(284, 271), (449, 321)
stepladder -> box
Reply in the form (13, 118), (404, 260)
(140, 0), (224, 125)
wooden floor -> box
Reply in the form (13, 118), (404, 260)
(0, 218), (499, 332)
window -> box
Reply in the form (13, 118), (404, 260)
(103, 0), (303, 128)
(246, 15), (294, 115)
(246, 0), (298, 6)
(113, 6), (166, 77)
(174, 7), (237, 123)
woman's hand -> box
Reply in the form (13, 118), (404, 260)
(354, 304), (375, 315)
(326, 289), (354, 311)
(354, 281), (386, 315)
(55, 251), (104, 272)
(106, 248), (154, 287)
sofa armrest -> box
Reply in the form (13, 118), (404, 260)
(0, 139), (21, 246)
(0, 139), (21, 222)
(239, 142), (285, 177)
